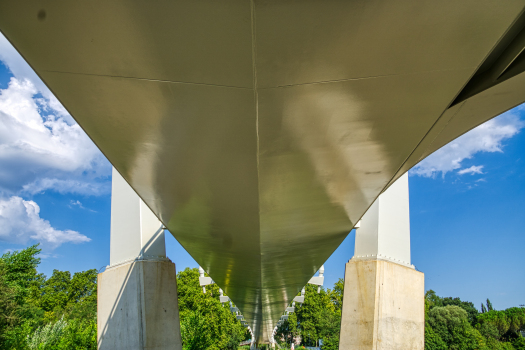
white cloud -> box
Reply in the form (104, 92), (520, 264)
(0, 32), (111, 197)
(411, 109), (525, 177)
(457, 165), (484, 175)
(0, 33), (111, 250)
(0, 33), (69, 120)
(0, 77), (111, 195)
(0, 196), (90, 250)
(69, 199), (96, 212)
(22, 178), (110, 197)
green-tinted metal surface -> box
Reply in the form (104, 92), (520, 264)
(1, 0), (525, 341)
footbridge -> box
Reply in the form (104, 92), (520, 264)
(2, 1), (525, 348)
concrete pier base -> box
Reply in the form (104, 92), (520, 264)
(339, 259), (424, 350)
(97, 260), (182, 350)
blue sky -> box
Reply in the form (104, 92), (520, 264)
(0, 33), (523, 311)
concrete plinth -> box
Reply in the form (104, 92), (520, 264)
(339, 259), (424, 350)
(98, 260), (182, 350)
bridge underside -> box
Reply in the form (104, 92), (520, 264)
(2, 0), (525, 341)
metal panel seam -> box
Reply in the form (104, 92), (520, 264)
(39, 70), (252, 90)
(251, 0), (262, 339)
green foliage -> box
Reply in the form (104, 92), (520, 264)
(477, 320), (502, 341)
(505, 308), (525, 335)
(330, 278), (344, 311)
(424, 324), (447, 350)
(0, 260), (18, 338)
(0, 246), (97, 349)
(487, 299), (495, 312)
(485, 336), (516, 350)
(428, 305), (482, 350)
(26, 318), (96, 350)
(297, 285), (335, 345)
(442, 297), (480, 326)
(275, 281), (343, 349)
(177, 267), (248, 350)
(477, 311), (511, 340)
(475, 307), (525, 344)
(425, 290), (479, 325)
(512, 336), (525, 350)
(317, 308), (340, 350)
(38, 269), (98, 323)
(3, 245), (523, 350)
(425, 290), (524, 350)
(1, 245), (42, 301)
(27, 317), (69, 349)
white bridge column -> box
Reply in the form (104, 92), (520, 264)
(98, 168), (182, 350)
(339, 173), (424, 350)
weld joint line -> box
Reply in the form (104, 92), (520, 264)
(260, 67), (476, 90)
(41, 70), (251, 90)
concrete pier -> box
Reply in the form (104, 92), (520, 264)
(339, 260), (424, 350)
(339, 174), (424, 350)
(97, 168), (182, 350)
(98, 260), (182, 350)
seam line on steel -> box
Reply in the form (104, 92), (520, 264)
(40, 70), (252, 90)
(259, 67), (476, 90)
(251, 0), (262, 338)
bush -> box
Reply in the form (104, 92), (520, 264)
(26, 318), (96, 350)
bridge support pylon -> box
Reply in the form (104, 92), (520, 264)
(97, 168), (182, 350)
(339, 174), (424, 350)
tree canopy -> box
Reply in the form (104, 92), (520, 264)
(425, 290), (525, 350)
(177, 267), (249, 350)
(0, 245), (523, 350)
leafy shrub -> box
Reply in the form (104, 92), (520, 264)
(25, 317), (96, 350)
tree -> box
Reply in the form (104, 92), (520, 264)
(424, 325), (447, 350)
(0, 246), (97, 349)
(275, 314), (298, 347)
(39, 270), (71, 319)
(0, 260), (19, 346)
(428, 305), (483, 350)
(276, 283), (342, 348)
(513, 336), (525, 350)
(440, 297), (479, 326)
(425, 291), (524, 350)
(505, 307), (525, 337)
(317, 308), (340, 350)
(425, 290), (442, 308)
(424, 290), (479, 325)
(1, 245), (44, 306)
(295, 285), (335, 346)
(329, 278), (344, 311)
(487, 299), (495, 312)
(65, 269), (98, 320)
(477, 310), (511, 340)
(176, 267), (247, 350)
